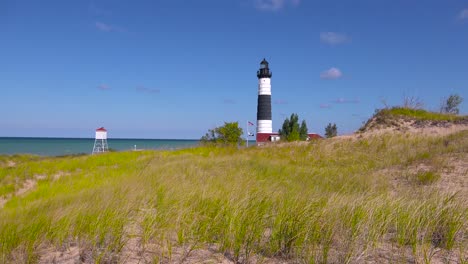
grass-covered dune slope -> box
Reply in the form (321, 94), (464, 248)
(1, 130), (467, 263)
(359, 107), (468, 133)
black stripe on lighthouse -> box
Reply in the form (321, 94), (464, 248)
(257, 95), (272, 120)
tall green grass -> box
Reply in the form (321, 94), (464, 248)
(384, 107), (464, 121)
(0, 131), (467, 263)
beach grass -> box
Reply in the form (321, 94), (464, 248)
(384, 107), (464, 121)
(0, 130), (467, 263)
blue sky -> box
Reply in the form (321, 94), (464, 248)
(1, 0), (467, 139)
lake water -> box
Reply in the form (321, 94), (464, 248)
(0, 137), (200, 156)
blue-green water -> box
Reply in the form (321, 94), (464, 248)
(0, 137), (200, 156)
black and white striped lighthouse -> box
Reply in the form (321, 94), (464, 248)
(256, 59), (273, 142)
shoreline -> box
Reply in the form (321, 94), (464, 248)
(0, 138), (201, 157)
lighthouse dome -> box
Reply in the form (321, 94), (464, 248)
(257, 58), (272, 78)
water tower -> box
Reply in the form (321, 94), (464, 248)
(92, 127), (109, 154)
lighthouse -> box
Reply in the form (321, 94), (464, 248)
(256, 59), (277, 143)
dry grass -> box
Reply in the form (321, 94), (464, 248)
(0, 130), (467, 263)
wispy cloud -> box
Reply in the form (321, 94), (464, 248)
(223, 99), (236, 104)
(332, 98), (360, 104)
(320, 32), (350, 45)
(320, 67), (343, 80)
(89, 3), (111, 16)
(95, 21), (126, 32)
(274, 99), (288, 105)
(136, 86), (160, 94)
(97, 84), (110, 90)
(254, 0), (300, 11)
(95, 22), (112, 32)
(458, 9), (468, 20)
(290, 0), (300, 6)
(320, 104), (332, 109)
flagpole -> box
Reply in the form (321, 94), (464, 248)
(246, 120), (249, 147)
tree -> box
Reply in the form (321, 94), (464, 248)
(299, 120), (308, 141)
(201, 122), (244, 145)
(402, 95), (424, 109)
(325, 123), (337, 138)
(278, 113), (308, 141)
(441, 94), (463, 114)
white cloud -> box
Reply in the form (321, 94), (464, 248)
(95, 21), (126, 32)
(320, 67), (343, 80)
(95, 22), (112, 32)
(274, 99), (288, 105)
(89, 3), (112, 16)
(333, 98), (360, 104)
(136, 86), (160, 94)
(320, 32), (349, 45)
(458, 9), (468, 20)
(97, 84), (110, 90)
(290, 0), (301, 7)
(223, 99), (236, 104)
(254, 0), (300, 11)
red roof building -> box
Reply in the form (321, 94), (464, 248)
(307, 133), (322, 140)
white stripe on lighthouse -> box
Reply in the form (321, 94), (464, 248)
(257, 120), (272, 133)
(258, 78), (271, 95)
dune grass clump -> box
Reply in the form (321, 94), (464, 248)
(413, 171), (441, 185)
(0, 131), (467, 263)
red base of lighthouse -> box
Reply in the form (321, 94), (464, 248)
(256, 133), (279, 143)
